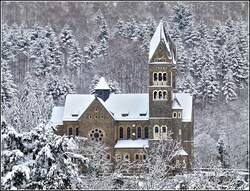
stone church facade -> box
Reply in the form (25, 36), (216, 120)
(52, 21), (194, 170)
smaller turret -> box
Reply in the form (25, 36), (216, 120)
(94, 77), (111, 101)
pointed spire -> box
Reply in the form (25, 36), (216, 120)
(149, 20), (174, 62)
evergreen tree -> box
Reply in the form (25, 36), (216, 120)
(95, 9), (110, 56)
(59, 24), (76, 75)
(140, 18), (156, 52)
(1, 118), (29, 190)
(222, 70), (237, 103)
(1, 118), (84, 190)
(107, 79), (121, 94)
(44, 25), (64, 75)
(170, 2), (195, 45)
(1, 24), (15, 61)
(4, 73), (53, 132)
(46, 75), (75, 104)
(216, 134), (229, 168)
(197, 66), (220, 103)
(84, 39), (100, 66)
(1, 60), (17, 111)
(59, 24), (75, 50)
(211, 23), (227, 79)
(67, 41), (83, 78)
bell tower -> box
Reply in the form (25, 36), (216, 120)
(148, 20), (177, 118)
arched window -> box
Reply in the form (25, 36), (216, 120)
(144, 127), (149, 139)
(155, 126), (159, 133)
(154, 125), (160, 139)
(163, 91), (167, 100)
(123, 153), (130, 161)
(163, 72), (167, 81)
(153, 91), (157, 100)
(153, 73), (157, 81)
(137, 127), (141, 138)
(68, 127), (73, 136)
(162, 126), (168, 139)
(173, 112), (177, 118)
(119, 127), (123, 139)
(135, 154), (140, 161)
(178, 112), (181, 118)
(159, 73), (162, 81)
(127, 127), (131, 139)
(162, 126), (166, 133)
(159, 91), (162, 99)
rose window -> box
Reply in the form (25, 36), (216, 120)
(89, 128), (104, 142)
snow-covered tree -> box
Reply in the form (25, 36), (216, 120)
(46, 75), (75, 104)
(1, 60), (17, 111)
(222, 70), (237, 103)
(1, 117), (29, 190)
(1, 24), (15, 61)
(196, 66), (220, 103)
(59, 24), (75, 50)
(67, 41), (83, 78)
(112, 138), (183, 190)
(32, 25), (63, 77)
(95, 9), (110, 56)
(108, 79), (122, 94)
(170, 2), (195, 46)
(4, 73), (53, 132)
(217, 134), (229, 168)
(1, 116), (85, 190)
(59, 24), (77, 75)
(28, 135), (83, 189)
(44, 25), (64, 75)
(194, 132), (217, 167)
(84, 39), (101, 66)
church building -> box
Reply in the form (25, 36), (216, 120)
(51, 20), (194, 169)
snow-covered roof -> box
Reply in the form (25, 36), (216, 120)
(50, 106), (64, 126)
(94, 77), (110, 90)
(175, 93), (193, 122)
(174, 148), (188, 156)
(149, 20), (176, 64)
(114, 139), (149, 149)
(104, 93), (149, 121)
(61, 92), (192, 122)
(63, 94), (95, 121)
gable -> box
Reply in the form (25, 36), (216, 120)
(150, 41), (172, 62)
(63, 94), (95, 121)
(78, 97), (114, 121)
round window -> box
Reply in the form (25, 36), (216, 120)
(89, 128), (105, 142)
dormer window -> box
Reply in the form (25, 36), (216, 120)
(121, 112), (129, 117)
(139, 112), (147, 116)
(72, 113), (78, 117)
